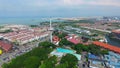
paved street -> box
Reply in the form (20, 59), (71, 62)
(80, 26), (111, 33)
(78, 52), (89, 68)
(0, 36), (50, 68)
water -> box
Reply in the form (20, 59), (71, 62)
(105, 35), (120, 47)
(0, 17), (64, 25)
(56, 48), (81, 60)
(57, 48), (75, 54)
(0, 17), (41, 25)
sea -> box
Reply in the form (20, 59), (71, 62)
(0, 17), (120, 47)
(0, 17), (63, 25)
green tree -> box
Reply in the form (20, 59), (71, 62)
(2, 48), (52, 68)
(23, 56), (40, 68)
(60, 54), (78, 68)
(59, 38), (73, 46)
(2, 63), (9, 68)
(101, 50), (109, 55)
(30, 25), (38, 27)
(39, 56), (57, 68)
(39, 41), (56, 48)
(55, 62), (68, 68)
(88, 44), (101, 55)
(72, 44), (89, 54)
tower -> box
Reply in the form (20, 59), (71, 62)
(49, 19), (53, 43)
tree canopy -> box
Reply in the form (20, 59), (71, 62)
(59, 38), (73, 46)
(39, 41), (56, 48)
(2, 47), (52, 68)
(72, 44), (88, 54)
(60, 54), (78, 68)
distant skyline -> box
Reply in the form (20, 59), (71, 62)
(1, 0), (120, 17)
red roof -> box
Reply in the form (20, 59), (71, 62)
(93, 41), (120, 54)
(53, 36), (60, 41)
(0, 41), (12, 52)
(68, 38), (79, 44)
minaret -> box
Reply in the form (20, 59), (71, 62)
(50, 19), (53, 43)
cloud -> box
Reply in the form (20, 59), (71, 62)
(0, 0), (120, 17)
(60, 0), (120, 7)
(1, 0), (120, 11)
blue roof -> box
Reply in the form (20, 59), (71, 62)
(88, 53), (99, 59)
(105, 52), (120, 67)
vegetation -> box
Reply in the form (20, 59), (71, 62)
(39, 56), (57, 68)
(100, 50), (109, 55)
(2, 41), (54, 68)
(23, 56), (40, 68)
(72, 44), (88, 54)
(30, 25), (39, 27)
(55, 63), (68, 68)
(2, 40), (80, 68)
(0, 29), (13, 33)
(39, 41), (56, 48)
(53, 31), (67, 39)
(59, 38), (73, 46)
(71, 43), (108, 55)
(2, 47), (52, 68)
(60, 54), (78, 68)
(2, 32), (109, 68)
(88, 44), (108, 55)
(63, 20), (94, 24)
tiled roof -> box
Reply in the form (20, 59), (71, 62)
(93, 41), (120, 54)
(0, 41), (12, 52)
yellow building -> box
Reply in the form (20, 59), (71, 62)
(0, 49), (2, 55)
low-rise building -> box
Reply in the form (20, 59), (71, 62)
(0, 26), (50, 45)
(0, 41), (12, 52)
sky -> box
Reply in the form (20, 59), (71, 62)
(1, 0), (120, 17)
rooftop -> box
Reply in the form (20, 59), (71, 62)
(93, 41), (120, 54)
(0, 41), (12, 52)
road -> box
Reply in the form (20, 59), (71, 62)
(0, 36), (50, 68)
(81, 26), (111, 33)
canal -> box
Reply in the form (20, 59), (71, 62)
(105, 35), (120, 47)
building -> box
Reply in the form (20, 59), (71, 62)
(0, 41), (12, 52)
(88, 53), (105, 68)
(66, 34), (91, 45)
(112, 29), (120, 39)
(0, 49), (2, 55)
(52, 36), (60, 45)
(104, 52), (120, 68)
(93, 41), (120, 54)
(66, 34), (80, 44)
(0, 27), (50, 45)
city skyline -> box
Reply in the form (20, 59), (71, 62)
(1, 0), (120, 17)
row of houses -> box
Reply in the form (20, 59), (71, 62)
(0, 27), (50, 45)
